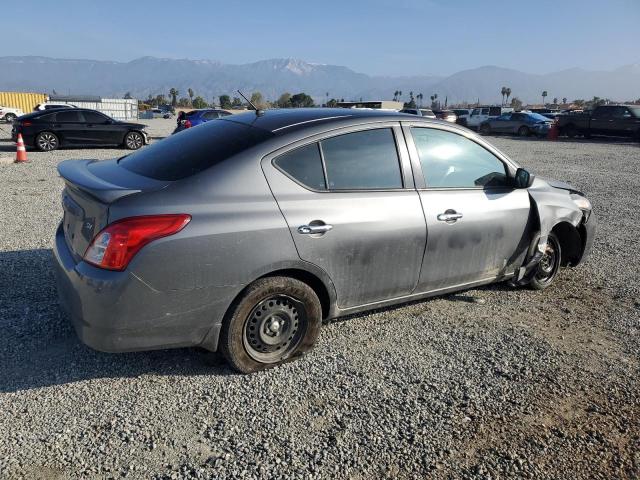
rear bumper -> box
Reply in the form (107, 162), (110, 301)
(53, 223), (220, 353)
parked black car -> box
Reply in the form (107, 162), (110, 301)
(11, 109), (149, 151)
(557, 105), (640, 140)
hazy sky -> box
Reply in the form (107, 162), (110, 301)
(2, 0), (638, 76)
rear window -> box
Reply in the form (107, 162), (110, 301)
(119, 120), (273, 181)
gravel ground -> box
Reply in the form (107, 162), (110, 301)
(0, 120), (639, 479)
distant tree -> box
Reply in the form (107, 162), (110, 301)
(177, 97), (190, 107)
(123, 92), (132, 99)
(192, 96), (208, 109)
(156, 94), (167, 107)
(588, 96), (606, 108)
(169, 88), (179, 107)
(276, 92), (292, 108)
(417, 93), (423, 107)
(289, 92), (315, 108)
(430, 93), (438, 109)
(562, 97), (567, 105)
(397, 90), (402, 101)
(573, 99), (585, 108)
(553, 97), (558, 105)
(219, 95), (232, 109)
(231, 96), (243, 108)
(188, 88), (194, 105)
(510, 97), (523, 110)
(505, 87), (511, 105)
(501, 86), (507, 106)
(325, 92), (329, 106)
(404, 91), (417, 109)
(541, 90), (548, 105)
(249, 91), (266, 109)
(326, 98), (339, 108)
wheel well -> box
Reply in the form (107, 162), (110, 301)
(551, 222), (582, 266)
(259, 269), (331, 320)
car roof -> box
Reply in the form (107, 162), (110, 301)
(220, 108), (430, 135)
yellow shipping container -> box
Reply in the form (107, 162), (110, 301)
(0, 92), (47, 114)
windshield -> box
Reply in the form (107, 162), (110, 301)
(629, 107), (640, 117)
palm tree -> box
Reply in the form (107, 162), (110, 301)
(393, 90), (399, 101)
(562, 97), (567, 105)
(169, 88), (178, 107)
(553, 97), (558, 105)
(505, 87), (512, 105)
(188, 88), (194, 106)
(501, 86), (507, 106)
(542, 90), (548, 106)
(398, 91), (402, 101)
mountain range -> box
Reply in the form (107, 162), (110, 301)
(1, 56), (638, 105)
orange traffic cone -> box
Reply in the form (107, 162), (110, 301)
(15, 133), (28, 163)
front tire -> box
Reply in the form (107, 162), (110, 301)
(529, 232), (562, 290)
(4, 113), (17, 123)
(124, 131), (144, 150)
(220, 277), (322, 373)
(35, 131), (59, 151)
(517, 126), (530, 137)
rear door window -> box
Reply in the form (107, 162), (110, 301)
(274, 143), (326, 190)
(119, 120), (274, 181)
(56, 111), (83, 122)
(202, 111), (219, 120)
(320, 128), (403, 190)
(82, 111), (109, 123)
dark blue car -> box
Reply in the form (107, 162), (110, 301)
(173, 109), (232, 134)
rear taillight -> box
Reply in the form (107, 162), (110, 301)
(83, 214), (191, 271)
(22, 121), (32, 127)
(184, 119), (192, 128)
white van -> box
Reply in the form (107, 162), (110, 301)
(466, 106), (514, 129)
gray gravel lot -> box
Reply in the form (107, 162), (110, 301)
(0, 119), (639, 479)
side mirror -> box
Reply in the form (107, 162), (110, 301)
(514, 168), (534, 188)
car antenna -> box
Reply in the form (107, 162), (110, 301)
(237, 90), (264, 116)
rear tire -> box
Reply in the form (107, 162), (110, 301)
(4, 113), (16, 123)
(220, 277), (322, 373)
(35, 131), (59, 151)
(124, 131), (144, 150)
(529, 232), (562, 290)
(565, 124), (578, 138)
(517, 126), (530, 137)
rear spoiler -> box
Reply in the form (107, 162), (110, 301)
(57, 159), (166, 204)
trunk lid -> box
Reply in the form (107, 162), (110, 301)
(58, 159), (169, 258)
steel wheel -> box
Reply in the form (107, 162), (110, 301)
(4, 113), (16, 123)
(242, 295), (306, 363)
(36, 132), (59, 151)
(125, 131), (143, 150)
(518, 126), (530, 137)
(532, 234), (561, 288)
(220, 276), (322, 373)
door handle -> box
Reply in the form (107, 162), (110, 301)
(297, 224), (333, 235)
(437, 210), (463, 223)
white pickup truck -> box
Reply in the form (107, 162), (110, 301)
(0, 106), (24, 123)
(466, 106), (514, 130)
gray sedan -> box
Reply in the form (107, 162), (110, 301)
(480, 112), (554, 137)
(54, 109), (595, 373)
